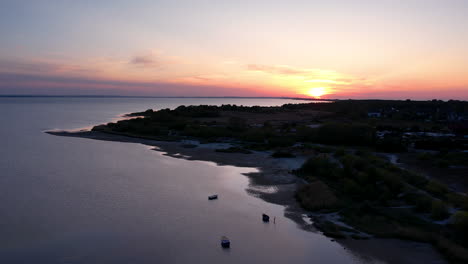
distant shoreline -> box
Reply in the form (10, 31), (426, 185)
(3, 95), (466, 102)
(0, 95), (331, 101)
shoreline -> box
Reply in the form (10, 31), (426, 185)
(46, 130), (310, 225)
(46, 129), (449, 264)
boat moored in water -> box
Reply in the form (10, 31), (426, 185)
(208, 194), (218, 200)
(262, 213), (270, 222)
(221, 236), (230, 248)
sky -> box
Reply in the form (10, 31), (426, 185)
(1, 0), (468, 99)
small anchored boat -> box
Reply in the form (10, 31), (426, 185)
(208, 194), (218, 200)
(221, 236), (230, 248)
(262, 213), (270, 222)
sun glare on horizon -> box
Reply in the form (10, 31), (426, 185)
(306, 87), (327, 98)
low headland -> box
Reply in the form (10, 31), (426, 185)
(49, 99), (468, 263)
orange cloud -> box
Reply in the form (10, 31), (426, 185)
(245, 63), (373, 98)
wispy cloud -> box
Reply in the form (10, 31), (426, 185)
(130, 54), (160, 67)
(0, 53), (178, 82)
(0, 72), (271, 97)
(0, 58), (101, 77)
(129, 50), (186, 68)
(247, 64), (306, 75)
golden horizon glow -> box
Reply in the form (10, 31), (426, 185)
(305, 87), (328, 98)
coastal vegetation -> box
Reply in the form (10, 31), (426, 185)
(95, 100), (468, 149)
(294, 152), (468, 262)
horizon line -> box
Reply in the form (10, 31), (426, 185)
(0, 95), (466, 102)
(0, 94), (331, 100)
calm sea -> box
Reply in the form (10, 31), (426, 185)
(0, 97), (445, 264)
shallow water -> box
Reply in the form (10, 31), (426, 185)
(0, 97), (445, 263)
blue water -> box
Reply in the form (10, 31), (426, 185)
(0, 97), (446, 264)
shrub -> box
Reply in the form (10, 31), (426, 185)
(296, 127), (318, 142)
(405, 193), (432, 213)
(381, 171), (404, 194)
(241, 128), (272, 142)
(181, 144), (197, 148)
(334, 148), (347, 157)
(436, 160), (450, 168)
(451, 211), (468, 243)
(184, 126), (231, 138)
(403, 172), (428, 188)
(215, 147), (252, 154)
(354, 149), (371, 157)
(356, 171), (370, 184)
(431, 200), (449, 220)
(228, 116), (247, 131)
(150, 111), (179, 122)
(296, 181), (339, 210)
(268, 137), (295, 147)
(447, 193), (468, 210)
(296, 155), (341, 180)
(312, 145), (333, 153)
(435, 237), (468, 262)
(425, 180), (449, 198)
(343, 178), (361, 195)
(314, 123), (376, 146)
(417, 152), (432, 161)
(168, 121), (187, 130)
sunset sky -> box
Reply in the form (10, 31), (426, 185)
(1, 0), (467, 99)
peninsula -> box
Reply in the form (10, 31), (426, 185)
(49, 100), (468, 262)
